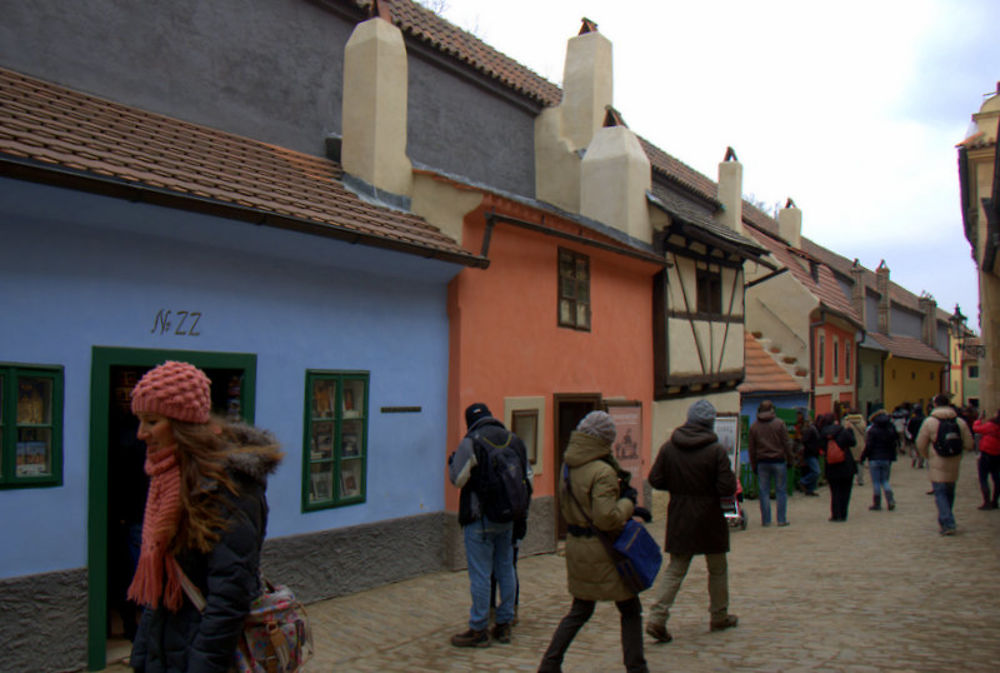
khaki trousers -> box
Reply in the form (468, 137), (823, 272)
(647, 552), (728, 626)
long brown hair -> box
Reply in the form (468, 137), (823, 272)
(168, 417), (239, 554)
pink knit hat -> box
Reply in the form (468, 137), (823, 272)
(131, 361), (212, 423)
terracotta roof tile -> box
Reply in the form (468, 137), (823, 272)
(0, 66), (484, 266)
(738, 333), (805, 393)
(866, 332), (948, 363)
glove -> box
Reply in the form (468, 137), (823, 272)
(633, 506), (652, 523)
(621, 486), (638, 504)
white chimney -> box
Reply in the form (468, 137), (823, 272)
(716, 148), (743, 235)
(341, 10), (412, 196)
(561, 22), (613, 152)
(778, 198), (802, 248)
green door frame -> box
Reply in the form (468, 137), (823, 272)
(87, 346), (256, 671)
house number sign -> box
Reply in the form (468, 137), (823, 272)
(151, 309), (202, 336)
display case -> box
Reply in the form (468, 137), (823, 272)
(1, 365), (63, 488)
(303, 371), (367, 510)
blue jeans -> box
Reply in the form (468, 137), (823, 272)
(869, 460), (894, 500)
(464, 517), (515, 630)
(932, 482), (956, 531)
(757, 462), (788, 525)
(800, 456), (820, 493)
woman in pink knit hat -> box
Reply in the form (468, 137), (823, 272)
(126, 361), (283, 673)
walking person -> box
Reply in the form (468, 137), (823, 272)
(538, 411), (649, 673)
(916, 395), (975, 535)
(820, 413), (857, 522)
(127, 361), (283, 673)
(972, 410), (1000, 509)
(842, 409), (867, 486)
(798, 410), (822, 496)
(748, 400), (795, 526)
(906, 406), (925, 468)
(449, 403), (531, 647)
(859, 410), (899, 511)
(644, 399), (739, 644)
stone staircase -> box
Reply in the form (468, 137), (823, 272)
(752, 330), (810, 383)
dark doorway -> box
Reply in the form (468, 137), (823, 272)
(553, 393), (602, 541)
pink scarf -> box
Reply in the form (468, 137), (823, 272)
(127, 445), (184, 611)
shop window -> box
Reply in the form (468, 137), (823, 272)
(0, 364), (63, 488)
(558, 248), (591, 331)
(511, 409), (539, 465)
(303, 371), (368, 510)
(696, 267), (722, 314)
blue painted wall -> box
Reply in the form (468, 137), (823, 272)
(0, 178), (464, 578)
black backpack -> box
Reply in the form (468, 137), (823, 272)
(933, 417), (964, 457)
(473, 431), (530, 523)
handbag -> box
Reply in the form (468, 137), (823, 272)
(179, 568), (314, 673)
(562, 465), (662, 593)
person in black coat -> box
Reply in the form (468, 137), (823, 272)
(860, 411), (899, 511)
(820, 413), (857, 522)
(126, 362), (282, 673)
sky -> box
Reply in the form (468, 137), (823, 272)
(428, 0), (999, 333)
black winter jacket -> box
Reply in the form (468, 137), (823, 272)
(861, 414), (899, 462)
(130, 428), (281, 673)
(448, 417), (531, 528)
(822, 423), (857, 481)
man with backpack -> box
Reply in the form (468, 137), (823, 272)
(916, 395), (974, 535)
(448, 402), (531, 647)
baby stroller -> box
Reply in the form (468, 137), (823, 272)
(722, 480), (747, 530)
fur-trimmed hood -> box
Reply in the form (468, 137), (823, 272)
(224, 423), (283, 486)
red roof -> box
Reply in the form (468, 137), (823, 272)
(738, 333), (805, 393)
(866, 333), (948, 363)
(0, 66), (485, 267)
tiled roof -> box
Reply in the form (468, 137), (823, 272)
(738, 333), (804, 393)
(747, 226), (863, 327)
(378, 0), (562, 106)
(0, 67), (485, 267)
(638, 136), (720, 206)
(866, 333), (948, 363)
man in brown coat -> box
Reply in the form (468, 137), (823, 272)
(645, 399), (739, 644)
(748, 400), (795, 526)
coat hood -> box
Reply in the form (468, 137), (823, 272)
(670, 422), (718, 452)
(224, 423), (283, 486)
(931, 406), (958, 421)
(564, 430), (613, 467)
(757, 409), (776, 422)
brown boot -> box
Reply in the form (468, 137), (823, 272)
(710, 615), (739, 632)
(645, 622), (673, 643)
(450, 628), (489, 648)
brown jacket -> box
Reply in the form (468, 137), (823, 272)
(747, 409), (793, 470)
(916, 407), (974, 483)
(648, 422), (737, 556)
(560, 431), (636, 602)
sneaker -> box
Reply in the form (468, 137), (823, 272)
(977, 502), (996, 511)
(710, 615), (739, 632)
(450, 628), (490, 648)
(491, 623), (511, 644)
(939, 528), (957, 536)
(646, 622), (673, 643)
(805, 491), (819, 497)
(777, 521), (790, 527)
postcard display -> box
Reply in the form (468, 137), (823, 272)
(12, 376), (54, 477)
(309, 377), (365, 504)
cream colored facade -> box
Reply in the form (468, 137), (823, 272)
(959, 87), (1000, 413)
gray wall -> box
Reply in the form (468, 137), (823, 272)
(0, 0), (539, 197)
(0, 568), (88, 673)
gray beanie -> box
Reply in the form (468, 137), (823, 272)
(687, 399), (717, 428)
(576, 411), (617, 444)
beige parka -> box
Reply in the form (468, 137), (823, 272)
(560, 430), (636, 602)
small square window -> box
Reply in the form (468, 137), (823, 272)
(303, 371), (368, 510)
(1, 365), (63, 488)
(696, 267), (722, 314)
(558, 249), (591, 331)
(511, 409), (539, 465)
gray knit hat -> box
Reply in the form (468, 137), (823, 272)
(576, 411), (617, 443)
(687, 399), (717, 428)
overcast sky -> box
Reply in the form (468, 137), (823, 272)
(430, 0), (999, 333)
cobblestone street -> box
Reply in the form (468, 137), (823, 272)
(103, 455), (1000, 672)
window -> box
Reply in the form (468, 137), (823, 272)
(696, 267), (723, 314)
(969, 365), (980, 378)
(303, 371), (367, 510)
(511, 409), (539, 465)
(1, 364), (63, 488)
(844, 342), (852, 383)
(833, 337), (840, 380)
(817, 333), (826, 381)
(558, 249), (590, 330)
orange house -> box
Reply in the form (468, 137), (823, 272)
(444, 192), (663, 559)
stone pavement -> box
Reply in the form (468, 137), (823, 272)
(102, 455), (1000, 672)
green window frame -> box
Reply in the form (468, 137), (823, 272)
(0, 363), (63, 488)
(558, 248), (591, 331)
(302, 370), (368, 511)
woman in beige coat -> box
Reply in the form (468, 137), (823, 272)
(538, 411), (649, 673)
(916, 395), (974, 534)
